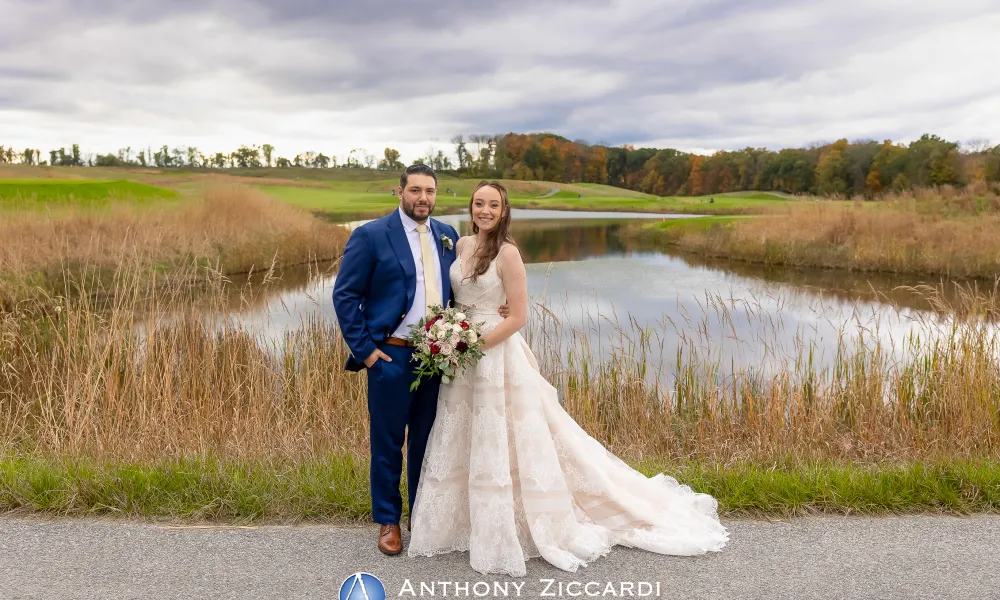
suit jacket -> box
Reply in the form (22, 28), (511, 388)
(332, 209), (459, 371)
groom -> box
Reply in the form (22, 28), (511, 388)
(333, 164), (504, 555)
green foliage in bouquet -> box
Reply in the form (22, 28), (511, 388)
(406, 304), (487, 391)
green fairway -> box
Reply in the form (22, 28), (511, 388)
(652, 215), (755, 230)
(257, 184), (469, 219)
(502, 190), (788, 217)
(0, 179), (177, 209)
(0, 166), (792, 218)
(546, 182), (660, 199)
(259, 180), (791, 221)
(542, 190), (586, 199)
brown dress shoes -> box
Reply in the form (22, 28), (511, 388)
(378, 524), (402, 555)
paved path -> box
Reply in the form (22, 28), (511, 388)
(536, 187), (560, 198)
(1, 514), (998, 599)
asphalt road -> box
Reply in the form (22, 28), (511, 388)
(1, 514), (998, 600)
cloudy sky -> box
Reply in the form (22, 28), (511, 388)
(2, 0), (998, 163)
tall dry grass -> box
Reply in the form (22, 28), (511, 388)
(0, 262), (364, 461)
(651, 187), (1000, 278)
(528, 284), (1000, 464)
(2, 260), (997, 466)
(0, 185), (348, 308)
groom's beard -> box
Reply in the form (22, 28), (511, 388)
(402, 202), (434, 223)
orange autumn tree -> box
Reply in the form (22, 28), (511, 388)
(538, 137), (563, 181)
(585, 147), (608, 183)
(865, 165), (883, 196)
(687, 154), (707, 195)
(559, 139), (583, 182)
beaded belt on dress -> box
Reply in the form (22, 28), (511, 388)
(456, 303), (499, 315)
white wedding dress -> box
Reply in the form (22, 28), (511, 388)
(408, 248), (729, 576)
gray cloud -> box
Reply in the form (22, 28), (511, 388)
(1, 0), (998, 158)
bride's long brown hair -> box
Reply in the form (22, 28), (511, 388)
(465, 180), (517, 282)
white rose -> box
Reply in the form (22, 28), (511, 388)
(452, 324), (462, 333)
(468, 331), (478, 343)
(455, 312), (466, 321)
(450, 334), (460, 346)
(440, 343), (454, 356)
(436, 329), (449, 341)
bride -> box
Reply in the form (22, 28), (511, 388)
(407, 181), (728, 576)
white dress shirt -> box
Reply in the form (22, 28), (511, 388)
(392, 207), (444, 338)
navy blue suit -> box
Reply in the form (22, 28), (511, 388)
(332, 209), (458, 525)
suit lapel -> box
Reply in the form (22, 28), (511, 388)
(386, 210), (416, 312)
(430, 219), (452, 306)
(429, 219), (444, 257)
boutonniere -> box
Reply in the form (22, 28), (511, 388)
(440, 234), (454, 251)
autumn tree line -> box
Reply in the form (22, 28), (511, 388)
(493, 133), (1000, 197)
(3, 133), (999, 197)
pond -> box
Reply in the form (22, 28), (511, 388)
(221, 209), (988, 383)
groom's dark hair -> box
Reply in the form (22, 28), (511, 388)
(400, 163), (437, 188)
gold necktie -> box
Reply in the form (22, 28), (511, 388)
(416, 224), (441, 315)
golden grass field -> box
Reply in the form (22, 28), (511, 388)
(0, 183), (348, 309)
(640, 185), (1000, 279)
(1, 167), (998, 521)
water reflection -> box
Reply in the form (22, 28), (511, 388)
(663, 249), (986, 315)
(386, 209), (701, 265)
(521, 253), (945, 381)
(216, 210), (994, 382)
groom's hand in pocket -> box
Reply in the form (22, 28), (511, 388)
(498, 304), (510, 318)
(365, 348), (392, 368)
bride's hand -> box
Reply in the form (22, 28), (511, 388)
(498, 303), (510, 318)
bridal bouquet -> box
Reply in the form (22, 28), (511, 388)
(406, 305), (486, 391)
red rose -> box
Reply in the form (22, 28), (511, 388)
(456, 341), (468, 352)
(425, 316), (439, 331)
(429, 343), (441, 355)
(460, 321), (470, 330)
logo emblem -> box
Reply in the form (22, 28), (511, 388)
(340, 572), (386, 600)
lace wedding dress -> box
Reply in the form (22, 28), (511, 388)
(408, 247), (728, 576)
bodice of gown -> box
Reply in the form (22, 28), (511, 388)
(449, 253), (505, 331)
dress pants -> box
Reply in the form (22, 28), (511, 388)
(365, 343), (441, 525)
